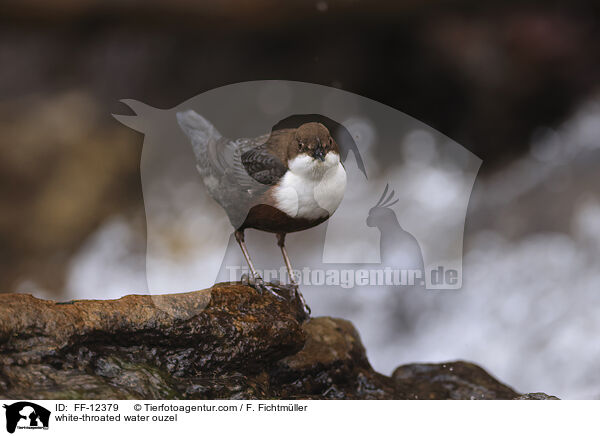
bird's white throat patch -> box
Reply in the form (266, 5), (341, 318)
(274, 152), (347, 219)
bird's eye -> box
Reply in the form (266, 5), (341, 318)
(298, 142), (303, 150)
(329, 138), (333, 145)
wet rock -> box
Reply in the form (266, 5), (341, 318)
(0, 283), (557, 399)
(272, 317), (396, 399)
(392, 361), (520, 399)
(0, 283), (305, 399)
(514, 392), (560, 400)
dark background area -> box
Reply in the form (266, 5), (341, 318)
(1, 0), (599, 292)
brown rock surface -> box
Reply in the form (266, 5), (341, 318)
(392, 361), (519, 400)
(0, 283), (557, 399)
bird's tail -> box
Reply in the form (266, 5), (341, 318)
(176, 110), (222, 161)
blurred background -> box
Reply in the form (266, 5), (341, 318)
(1, 0), (600, 399)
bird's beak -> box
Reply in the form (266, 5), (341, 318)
(314, 147), (325, 161)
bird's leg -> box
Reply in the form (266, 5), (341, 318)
(235, 230), (285, 301)
(276, 233), (297, 287)
(234, 230), (263, 287)
(277, 233), (310, 316)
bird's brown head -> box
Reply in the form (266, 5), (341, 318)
(293, 122), (339, 162)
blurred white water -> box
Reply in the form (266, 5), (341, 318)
(62, 96), (600, 399)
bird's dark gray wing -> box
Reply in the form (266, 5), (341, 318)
(177, 110), (274, 228)
(241, 145), (287, 185)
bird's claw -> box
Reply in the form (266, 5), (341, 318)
(241, 274), (310, 318)
(274, 282), (311, 318)
(293, 285), (311, 318)
(247, 275), (287, 301)
(241, 273), (250, 286)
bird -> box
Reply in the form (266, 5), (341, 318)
(176, 110), (347, 310)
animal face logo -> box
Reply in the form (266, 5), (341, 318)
(3, 402), (50, 434)
(114, 80), (481, 293)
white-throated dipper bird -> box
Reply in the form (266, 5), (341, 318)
(177, 110), (347, 309)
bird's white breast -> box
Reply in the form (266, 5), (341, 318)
(273, 152), (347, 220)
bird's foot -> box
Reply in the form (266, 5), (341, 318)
(243, 274), (286, 301)
(241, 273), (250, 286)
(292, 284), (311, 319)
(241, 274), (310, 319)
(274, 282), (311, 319)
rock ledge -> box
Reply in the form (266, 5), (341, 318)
(0, 283), (556, 399)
